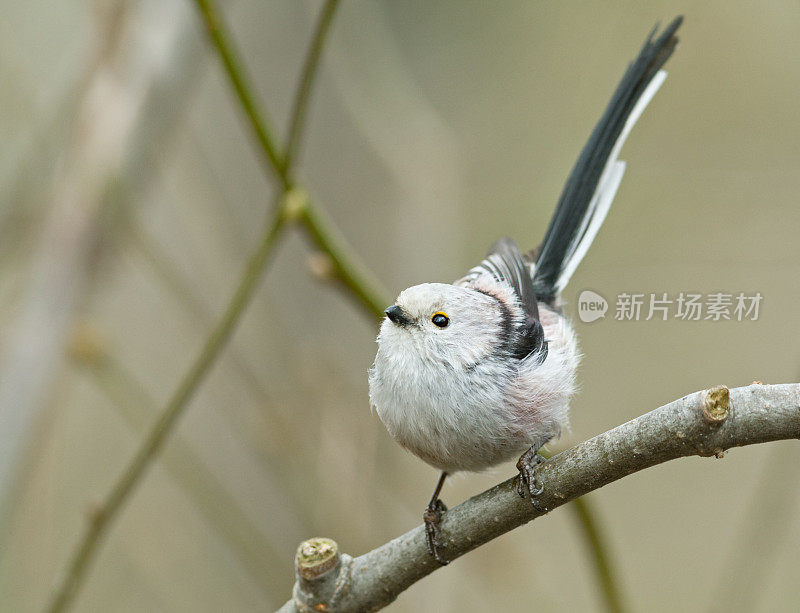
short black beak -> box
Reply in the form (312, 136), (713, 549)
(385, 305), (411, 326)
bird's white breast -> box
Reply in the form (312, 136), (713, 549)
(369, 327), (526, 472)
(368, 304), (578, 473)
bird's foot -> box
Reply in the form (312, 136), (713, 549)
(516, 447), (546, 511)
(423, 498), (449, 565)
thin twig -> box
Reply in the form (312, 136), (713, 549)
(570, 497), (625, 613)
(118, 206), (281, 412)
(71, 348), (288, 598)
(46, 204), (289, 613)
(705, 441), (800, 613)
(298, 201), (390, 319)
(192, 0), (287, 186)
(194, 0), (389, 318)
(279, 383), (800, 612)
(283, 0), (341, 172)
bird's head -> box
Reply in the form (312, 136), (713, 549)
(376, 283), (505, 369)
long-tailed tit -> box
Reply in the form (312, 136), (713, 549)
(369, 17), (682, 564)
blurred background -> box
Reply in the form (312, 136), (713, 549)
(1, 1), (799, 611)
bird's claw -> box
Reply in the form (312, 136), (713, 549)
(516, 448), (545, 511)
(423, 498), (449, 565)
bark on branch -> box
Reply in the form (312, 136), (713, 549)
(278, 383), (800, 612)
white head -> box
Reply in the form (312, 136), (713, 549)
(375, 282), (510, 370)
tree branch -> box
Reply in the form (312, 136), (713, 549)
(278, 383), (800, 612)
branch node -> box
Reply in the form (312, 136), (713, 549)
(702, 385), (730, 423)
(283, 188), (310, 223)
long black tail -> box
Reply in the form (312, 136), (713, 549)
(533, 16), (682, 304)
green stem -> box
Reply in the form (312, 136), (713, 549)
(194, 0), (387, 321)
(80, 353), (288, 598)
(119, 205), (281, 415)
(45, 204), (289, 613)
(193, 0), (287, 187)
(570, 497), (626, 613)
(283, 0), (341, 173)
(299, 199), (390, 319)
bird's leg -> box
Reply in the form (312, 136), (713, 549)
(516, 446), (546, 511)
(422, 471), (449, 565)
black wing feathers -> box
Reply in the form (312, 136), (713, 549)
(482, 238), (547, 361)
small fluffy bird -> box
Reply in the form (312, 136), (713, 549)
(369, 18), (682, 564)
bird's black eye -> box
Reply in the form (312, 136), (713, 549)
(431, 312), (449, 328)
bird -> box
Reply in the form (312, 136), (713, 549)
(368, 17), (682, 565)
